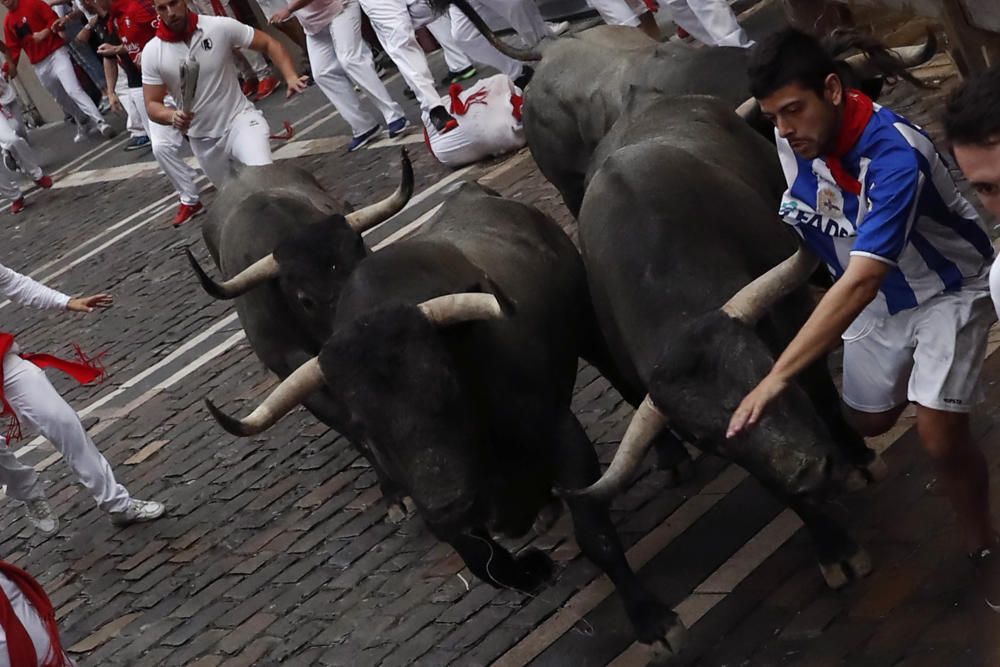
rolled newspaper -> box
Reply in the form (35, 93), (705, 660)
(179, 57), (200, 114)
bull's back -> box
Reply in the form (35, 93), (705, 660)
(579, 105), (797, 382)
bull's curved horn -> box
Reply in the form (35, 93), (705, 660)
(346, 148), (415, 233)
(449, 0), (543, 62)
(185, 248), (279, 300)
(735, 97), (758, 120)
(721, 246), (819, 324)
(417, 293), (505, 326)
(563, 396), (667, 502)
(844, 30), (938, 71)
(206, 357), (325, 436)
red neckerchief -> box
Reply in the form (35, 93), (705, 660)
(0, 561), (72, 667)
(154, 10), (198, 42)
(822, 89), (874, 196)
(0, 333), (105, 442)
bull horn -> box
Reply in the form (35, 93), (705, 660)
(345, 148), (414, 233)
(417, 293), (505, 326)
(721, 246), (819, 324)
(185, 248), (279, 300)
(563, 396), (668, 502)
(844, 30), (938, 70)
(735, 97), (758, 120)
(206, 357), (326, 436)
(449, 0), (543, 62)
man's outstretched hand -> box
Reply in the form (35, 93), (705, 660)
(67, 294), (113, 313)
(726, 373), (788, 439)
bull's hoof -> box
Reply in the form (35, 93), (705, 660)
(647, 621), (686, 666)
(386, 496), (417, 524)
(818, 546), (872, 590)
(513, 547), (556, 593)
(532, 497), (563, 536)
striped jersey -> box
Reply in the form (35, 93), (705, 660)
(776, 103), (994, 317)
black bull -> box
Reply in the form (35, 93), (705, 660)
(571, 91), (886, 590)
(205, 183), (685, 659)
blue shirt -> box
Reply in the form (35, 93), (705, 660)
(777, 103), (994, 317)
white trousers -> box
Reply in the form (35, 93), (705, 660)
(659, 0), (753, 47)
(448, 0), (528, 79)
(126, 88), (200, 205)
(189, 108), (272, 188)
(33, 47), (105, 127)
(587, 0), (644, 27)
(0, 352), (130, 513)
(0, 101), (41, 203)
(116, 70), (145, 138)
(425, 15), (472, 73)
(307, 1), (405, 136)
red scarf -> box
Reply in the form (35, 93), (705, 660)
(154, 10), (198, 42)
(823, 89), (874, 196)
(0, 333), (105, 442)
(0, 561), (71, 667)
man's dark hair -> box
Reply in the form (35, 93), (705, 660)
(748, 28), (838, 99)
(748, 27), (927, 100)
(944, 66), (1000, 146)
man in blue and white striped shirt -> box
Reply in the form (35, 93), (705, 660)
(727, 28), (999, 606)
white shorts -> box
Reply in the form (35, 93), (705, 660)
(841, 286), (997, 414)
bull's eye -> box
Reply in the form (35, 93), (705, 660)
(298, 292), (316, 312)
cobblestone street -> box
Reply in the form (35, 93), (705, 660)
(1, 2), (999, 665)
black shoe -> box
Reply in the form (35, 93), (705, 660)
(428, 106), (458, 134)
(514, 65), (535, 91)
(404, 87), (416, 100)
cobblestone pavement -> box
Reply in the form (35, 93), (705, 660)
(1, 2), (999, 666)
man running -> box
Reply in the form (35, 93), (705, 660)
(0, 64), (53, 214)
(92, 0), (204, 225)
(0, 264), (164, 534)
(2, 0), (115, 142)
(727, 29), (1000, 607)
(142, 0), (308, 187)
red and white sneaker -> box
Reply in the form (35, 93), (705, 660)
(241, 79), (258, 100)
(34, 174), (52, 189)
(173, 201), (205, 227)
(10, 197), (25, 215)
(256, 76), (280, 101)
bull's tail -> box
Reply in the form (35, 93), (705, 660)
(448, 0), (543, 62)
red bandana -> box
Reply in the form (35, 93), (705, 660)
(154, 11), (198, 42)
(0, 333), (105, 442)
(823, 89), (874, 196)
(0, 561), (72, 667)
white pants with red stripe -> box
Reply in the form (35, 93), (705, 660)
(306, 0), (405, 136)
(189, 108), (272, 188)
(125, 88), (200, 206)
(0, 100), (41, 204)
(32, 47), (105, 127)
(0, 352), (130, 513)
(659, 0), (753, 47)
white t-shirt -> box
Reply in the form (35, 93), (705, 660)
(141, 15), (257, 138)
(293, 0), (344, 35)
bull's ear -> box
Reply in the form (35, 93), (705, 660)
(477, 275), (517, 317)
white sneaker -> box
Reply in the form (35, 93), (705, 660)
(110, 499), (165, 526)
(97, 121), (116, 139)
(547, 20), (570, 36)
(25, 499), (58, 535)
(73, 124), (88, 143)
